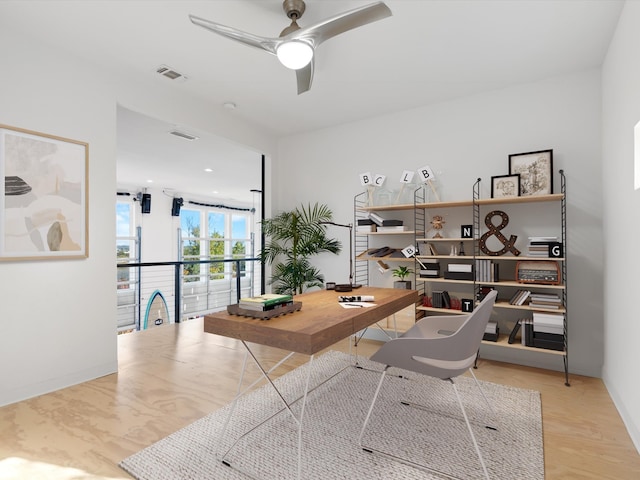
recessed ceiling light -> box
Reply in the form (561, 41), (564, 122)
(212, 190), (219, 194)
(147, 179), (153, 183)
(204, 168), (213, 173)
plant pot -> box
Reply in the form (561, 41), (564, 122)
(393, 280), (412, 289)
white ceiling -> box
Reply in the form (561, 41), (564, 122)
(0, 0), (624, 203)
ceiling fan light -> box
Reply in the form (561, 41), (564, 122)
(276, 41), (313, 70)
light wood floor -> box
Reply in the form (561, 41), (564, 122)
(1, 318), (639, 479)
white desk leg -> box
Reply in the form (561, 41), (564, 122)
(218, 342), (315, 480)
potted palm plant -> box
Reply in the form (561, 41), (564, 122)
(261, 203), (342, 295)
(392, 265), (414, 289)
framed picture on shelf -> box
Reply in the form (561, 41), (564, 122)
(508, 149), (553, 196)
(0, 124), (88, 261)
(491, 174), (520, 198)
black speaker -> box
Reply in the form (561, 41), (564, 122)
(171, 197), (183, 216)
(141, 193), (151, 214)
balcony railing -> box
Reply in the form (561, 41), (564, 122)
(116, 257), (262, 332)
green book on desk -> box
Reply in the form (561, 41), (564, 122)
(239, 294), (293, 311)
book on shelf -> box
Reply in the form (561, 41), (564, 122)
(431, 290), (451, 309)
(521, 319), (534, 346)
(529, 302), (561, 310)
(376, 225), (409, 232)
(419, 242), (439, 256)
(444, 271), (474, 280)
(532, 312), (564, 334)
(368, 212), (403, 227)
(239, 293), (294, 311)
(528, 236), (559, 242)
(483, 321), (499, 342)
(509, 289), (531, 306)
(477, 286), (495, 302)
(508, 319), (522, 344)
(448, 263), (473, 273)
(357, 218), (375, 226)
(527, 237), (562, 258)
(474, 259), (499, 282)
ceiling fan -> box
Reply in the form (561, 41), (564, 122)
(189, 1), (392, 95)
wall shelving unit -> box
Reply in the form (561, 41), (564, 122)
(354, 171), (569, 385)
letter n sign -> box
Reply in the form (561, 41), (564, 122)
(461, 224), (473, 238)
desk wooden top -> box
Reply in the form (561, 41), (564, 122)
(204, 287), (418, 355)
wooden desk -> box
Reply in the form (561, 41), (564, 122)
(203, 286), (418, 479)
(204, 286), (418, 355)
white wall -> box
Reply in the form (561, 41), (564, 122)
(276, 69), (604, 377)
(0, 31), (118, 406)
(0, 27), (276, 406)
(601, 0), (640, 453)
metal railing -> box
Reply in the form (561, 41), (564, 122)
(116, 257), (262, 332)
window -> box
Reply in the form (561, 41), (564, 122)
(181, 209), (202, 282)
(208, 211), (225, 279)
(232, 214), (248, 277)
(180, 207), (252, 282)
(116, 201), (135, 289)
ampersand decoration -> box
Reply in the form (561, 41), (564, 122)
(478, 210), (521, 256)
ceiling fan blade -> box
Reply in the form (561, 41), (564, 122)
(189, 14), (281, 55)
(296, 60), (314, 95)
(288, 1), (392, 47)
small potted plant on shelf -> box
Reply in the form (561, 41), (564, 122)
(392, 265), (413, 289)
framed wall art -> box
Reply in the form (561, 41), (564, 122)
(508, 149), (553, 196)
(491, 174), (521, 199)
(0, 124), (88, 261)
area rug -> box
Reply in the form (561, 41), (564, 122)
(120, 350), (543, 479)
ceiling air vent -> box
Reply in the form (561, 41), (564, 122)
(168, 130), (199, 141)
(156, 65), (188, 82)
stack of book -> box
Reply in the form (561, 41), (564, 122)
(368, 212), (404, 228)
(531, 312), (564, 350)
(444, 263), (474, 280)
(431, 290), (451, 309)
(509, 289), (531, 306)
(528, 292), (562, 310)
(419, 258), (440, 278)
(527, 236), (561, 257)
(376, 225), (409, 232)
(483, 321), (499, 342)
(507, 315), (564, 351)
(475, 259), (499, 282)
(356, 218), (376, 233)
(477, 286), (495, 302)
(238, 293), (293, 312)
(419, 242), (439, 256)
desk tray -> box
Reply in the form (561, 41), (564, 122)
(227, 301), (302, 320)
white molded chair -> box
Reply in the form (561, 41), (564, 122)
(358, 289), (498, 479)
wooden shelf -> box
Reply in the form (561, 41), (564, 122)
(356, 253), (414, 262)
(417, 277), (475, 285)
(357, 193), (564, 213)
(365, 230), (416, 235)
(417, 255), (475, 260)
(475, 255), (565, 261)
(494, 300), (566, 313)
(481, 334), (566, 355)
(416, 306), (468, 315)
(417, 237), (473, 242)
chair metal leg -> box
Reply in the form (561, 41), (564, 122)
(467, 367), (498, 430)
(360, 370), (492, 480)
(358, 367), (388, 446)
(451, 378), (490, 480)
